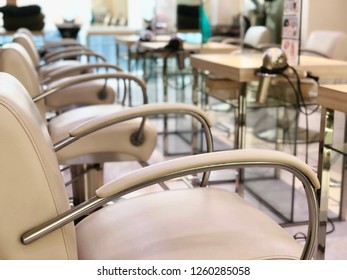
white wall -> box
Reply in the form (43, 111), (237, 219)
(211, 0), (241, 26)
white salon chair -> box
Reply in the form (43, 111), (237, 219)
(0, 72), (319, 259)
(13, 31), (106, 80)
(0, 44), (213, 205)
(300, 30), (347, 60)
(12, 32), (119, 113)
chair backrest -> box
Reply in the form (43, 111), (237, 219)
(243, 26), (272, 48)
(0, 72), (78, 259)
(302, 30), (347, 60)
(0, 43), (46, 119)
(13, 32), (41, 69)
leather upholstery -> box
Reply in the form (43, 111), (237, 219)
(0, 73), (77, 259)
(13, 32), (84, 80)
(12, 33), (116, 111)
(49, 104), (157, 164)
(243, 26), (272, 49)
(0, 44), (157, 164)
(44, 79), (116, 111)
(76, 188), (302, 260)
(0, 43), (115, 114)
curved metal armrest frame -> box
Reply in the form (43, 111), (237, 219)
(53, 103), (214, 184)
(34, 72), (148, 105)
(53, 102), (213, 152)
(42, 46), (93, 61)
(39, 39), (83, 55)
(21, 149), (319, 259)
(42, 63), (124, 84)
(39, 50), (107, 67)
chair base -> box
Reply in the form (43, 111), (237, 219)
(70, 164), (104, 205)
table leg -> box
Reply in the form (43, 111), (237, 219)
(192, 68), (199, 106)
(235, 82), (247, 150)
(234, 82), (247, 196)
(191, 68), (200, 154)
(341, 157), (347, 220)
(163, 56), (169, 156)
(127, 47), (131, 72)
(316, 107), (334, 259)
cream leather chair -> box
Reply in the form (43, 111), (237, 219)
(13, 31), (107, 80)
(0, 72), (319, 259)
(0, 44), (213, 205)
(12, 32), (119, 112)
(300, 30), (347, 60)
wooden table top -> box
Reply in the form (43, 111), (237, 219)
(318, 84), (347, 114)
(190, 52), (347, 83)
(87, 26), (138, 36)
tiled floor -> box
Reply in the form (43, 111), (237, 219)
(73, 35), (347, 259)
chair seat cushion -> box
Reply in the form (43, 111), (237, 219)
(76, 188), (302, 260)
(48, 104), (157, 164)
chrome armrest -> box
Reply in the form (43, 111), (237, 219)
(40, 50), (107, 66)
(21, 149), (319, 260)
(39, 39), (82, 53)
(43, 63), (124, 84)
(42, 45), (92, 61)
(54, 102), (213, 153)
(34, 72), (148, 104)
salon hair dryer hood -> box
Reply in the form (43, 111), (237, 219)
(256, 47), (289, 103)
(260, 47), (288, 74)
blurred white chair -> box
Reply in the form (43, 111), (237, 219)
(0, 43), (213, 205)
(0, 72), (319, 259)
(301, 30), (347, 60)
(13, 31), (106, 80)
(13, 32), (118, 112)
